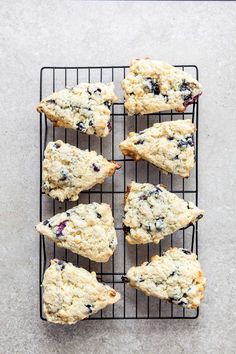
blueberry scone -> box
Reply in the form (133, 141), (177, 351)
(43, 259), (121, 324)
(124, 182), (204, 244)
(37, 83), (117, 137)
(36, 203), (117, 262)
(42, 140), (120, 202)
(122, 58), (202, 115)
(125, 248), (206, 309)
(120, 119), (196, 178)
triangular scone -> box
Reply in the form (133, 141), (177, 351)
(125, 248), (206, 309)
(121, 58), (202, 115)
(42, 140), (120, 202)
(36, 203), (117, 262)
(37, 83), (117, 137)
(124, 182), (204, 244)
(43, 259), (121, 324)
(120, 120), (196, 178)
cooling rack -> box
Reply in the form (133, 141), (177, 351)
(39, 64), (200, 320)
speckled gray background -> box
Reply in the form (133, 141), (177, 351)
(1, 1), (236, 353)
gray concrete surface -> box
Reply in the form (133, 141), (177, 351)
(1, 1), (236, 353)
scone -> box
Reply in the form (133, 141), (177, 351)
(37, 83), (117, 137)
(36, 203), (117, 262)
(123, 182), (204, 244)
(125, 248), (206, 309)
(42, 140), (120, 202)
(120, 119), (196, 178)
(43, 259), (121, 324)
(122, 58), (202, 115)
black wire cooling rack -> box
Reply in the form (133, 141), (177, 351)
(39, 65), (200, 320)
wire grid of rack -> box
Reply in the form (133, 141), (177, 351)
(39, 64), (200, 320)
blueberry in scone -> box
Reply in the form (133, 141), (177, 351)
(123, 182), (204, 245)
(120, 119), (196, 178)
(43, 259), (121, 324)
(121, 58), (202, 115)
(37, 83), (117, 137)
(42, 140), (120, 202)
(125, 248), (206, 309)
(36, 203), (117, 262)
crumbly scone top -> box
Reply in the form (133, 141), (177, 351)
(126, 247), (206, 309)
(123, 182), (204, 244)
(36, 202), (117, 262)
(121, 58), (202, 115)
(43, 259), (121, 324)
(120, 119), (196, 177)
(42, 140), (120, 202)
(37, 82), (117, 137)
